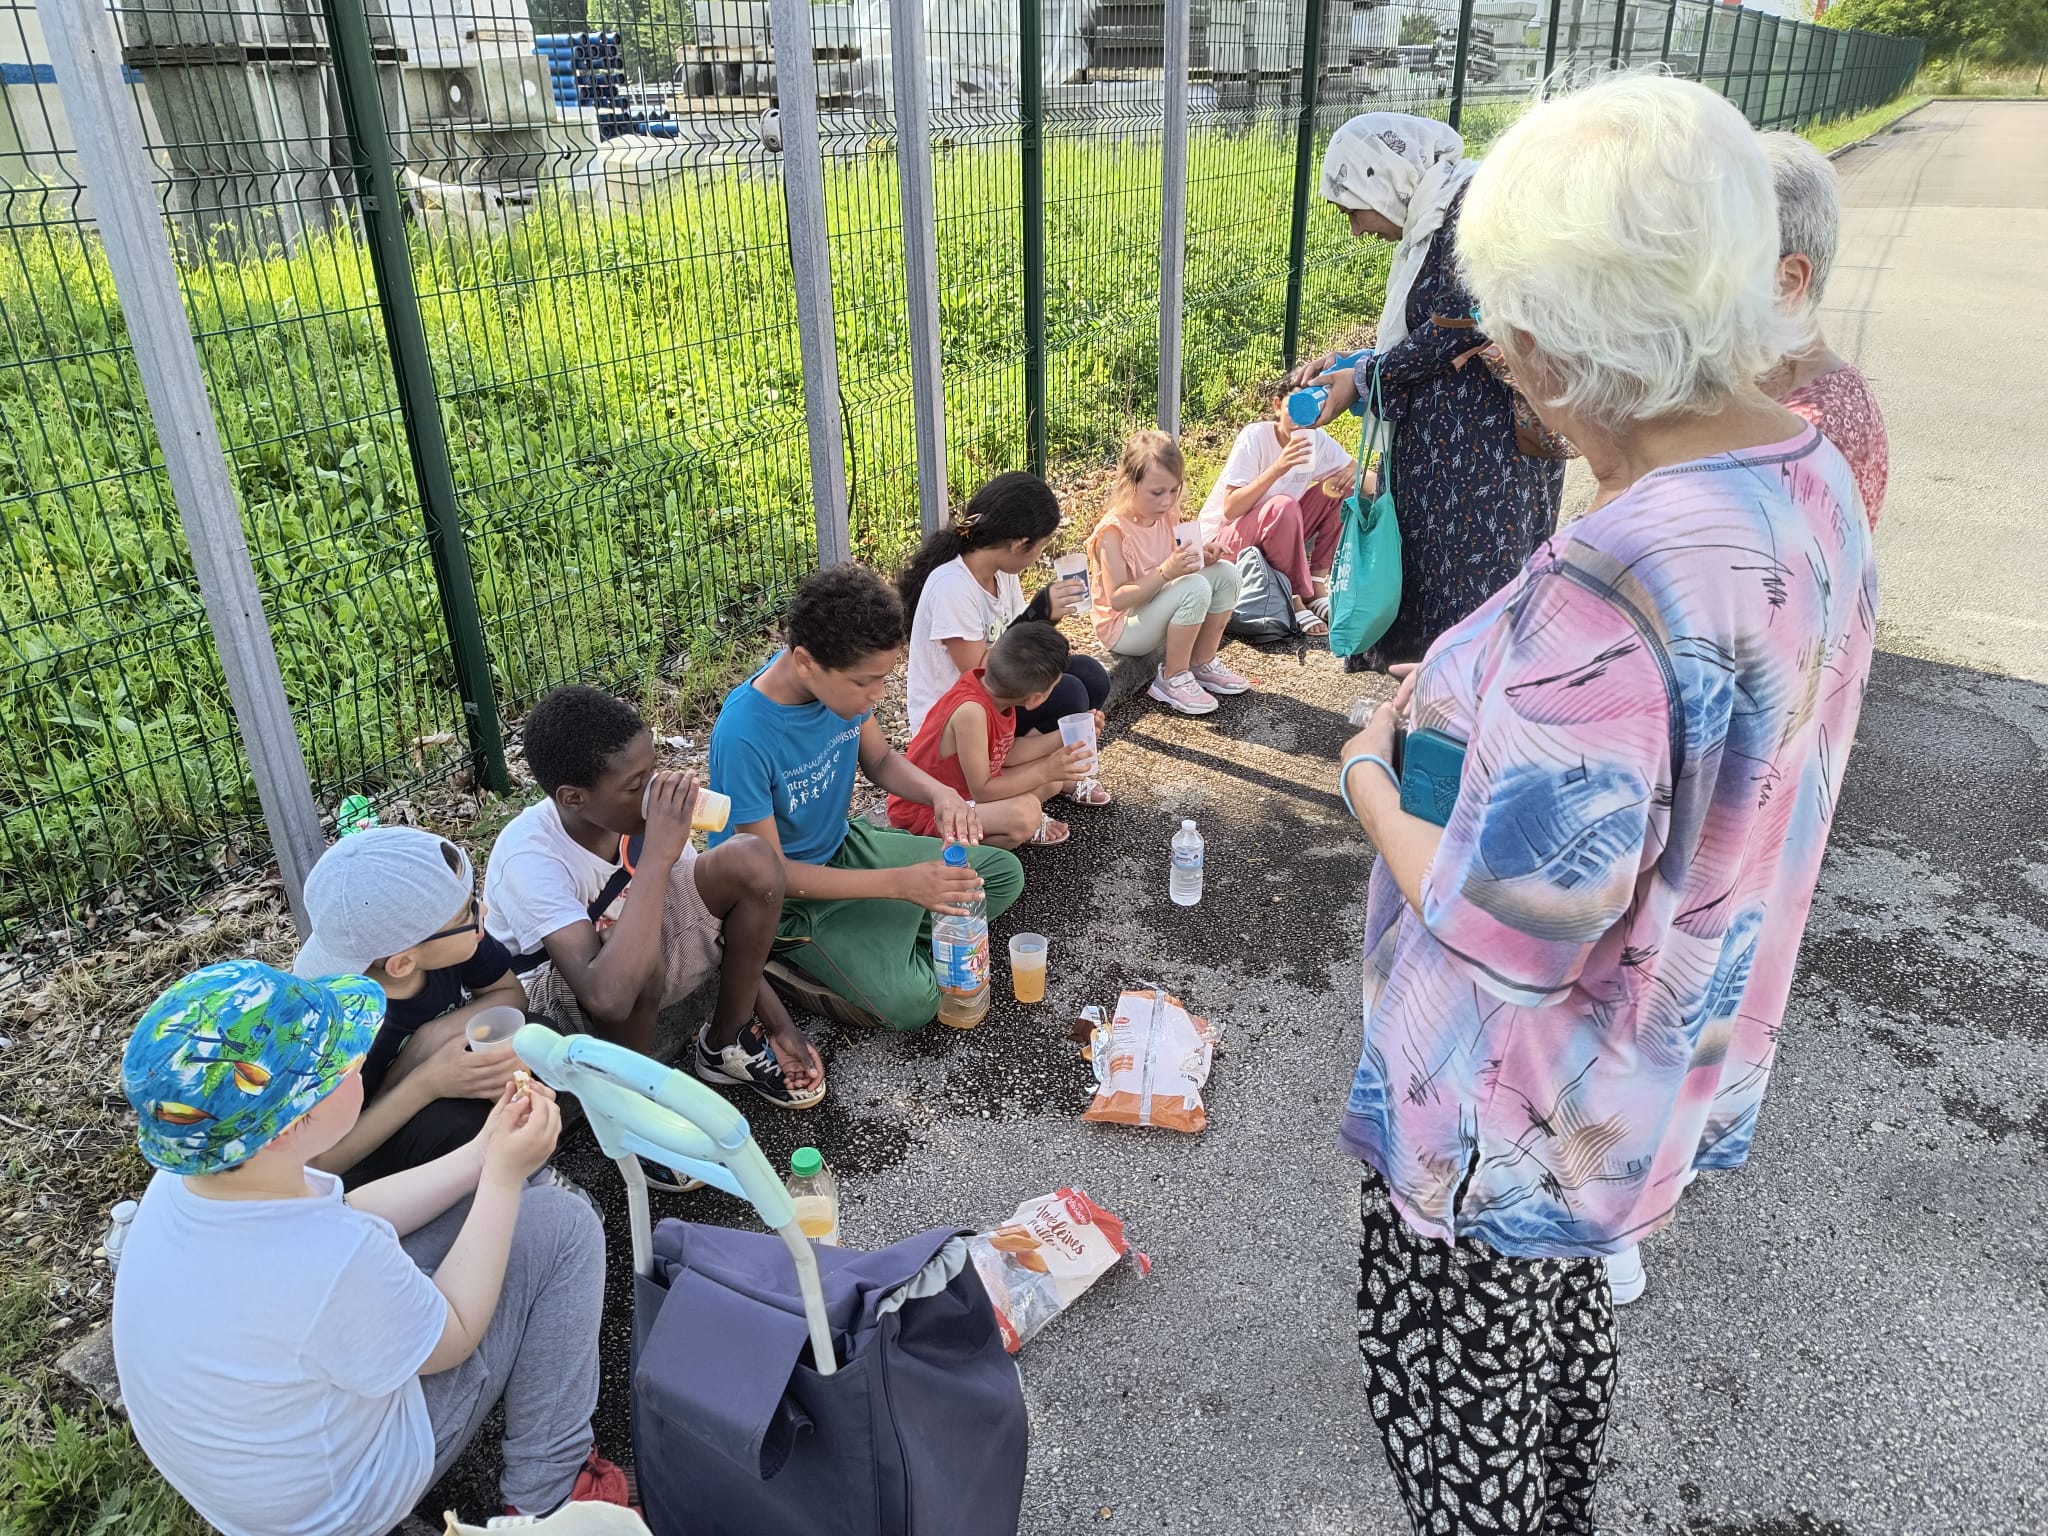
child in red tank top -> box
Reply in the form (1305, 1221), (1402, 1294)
(887, 626), (1094, 849)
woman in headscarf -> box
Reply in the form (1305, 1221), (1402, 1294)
(1291, 113), (1566, 670)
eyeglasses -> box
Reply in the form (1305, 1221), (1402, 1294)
(422, 896), (481, 945)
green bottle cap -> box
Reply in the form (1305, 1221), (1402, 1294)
(790, 1147), (823, 1179)
(336, 795), (379, 835)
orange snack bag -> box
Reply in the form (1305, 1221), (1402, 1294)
(1081, 987), (1217, 1133)
(966, 1188), (1145, 1353)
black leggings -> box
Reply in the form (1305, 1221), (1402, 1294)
(1012, 655), (1111, 738)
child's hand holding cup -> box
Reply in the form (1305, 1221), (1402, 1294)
(1057, 711), (1100, 796)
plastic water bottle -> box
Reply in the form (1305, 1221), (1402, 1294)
(1285, 349), (1373, 427)
(1285, 383), (1330, 427)
(931, 844), (990, 1028)
(336, 794), (379, 835)
(786, 1147), (839, 1246)
(103, 1199), (139, 1275)
(1170, 819), (1204, 907)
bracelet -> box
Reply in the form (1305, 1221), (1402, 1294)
(1340, 753), (1399, 821)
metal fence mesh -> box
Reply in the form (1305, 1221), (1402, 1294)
(0, 0), (1925, 970)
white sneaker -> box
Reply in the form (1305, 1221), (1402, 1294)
(1148, 666), (1218, 715)
(1191, 657), (1252, 695)
(1605, 1244), (1646, 1306)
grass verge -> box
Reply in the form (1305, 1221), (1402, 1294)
(1802, 93), (1934, 154)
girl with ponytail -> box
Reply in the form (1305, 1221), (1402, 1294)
(898, 472), (1112, 803)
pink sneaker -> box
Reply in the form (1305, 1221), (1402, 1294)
(1191, 658), (1251, 695)
(1148, 666), (1218, 715)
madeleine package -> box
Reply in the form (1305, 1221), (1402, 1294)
(967, 1188), (1146, 1353)
(1082, 987), (1218, 1133)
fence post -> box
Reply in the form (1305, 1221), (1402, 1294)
(317, 0), (508, 795)
(1605, 0), (1628, 69)
(1723, 3), (1743, 98)
(768, 0), (853, 564)
(1281, 0), (1327, 371)
(1020, 0), (1048, 476)
(1657, 0), (1679, 71)
(890, 0), (949, 532)
(1542, 0), (1564, 82)
(38, 0), (327, 930)
(1158, 0), (1190, 435)
(1449, 0), (1478, 128)
(1694, 1), (1714, 82)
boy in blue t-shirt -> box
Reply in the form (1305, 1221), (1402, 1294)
(709, 564), (1024, 1030)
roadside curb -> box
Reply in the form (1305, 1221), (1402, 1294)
(1826, 97), (1935, 160)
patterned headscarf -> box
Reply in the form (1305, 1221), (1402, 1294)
(1320, 114), (1474, 351)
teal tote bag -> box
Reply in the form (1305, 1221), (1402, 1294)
(1326, 362), (1401, 657)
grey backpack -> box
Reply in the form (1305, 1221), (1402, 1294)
(1226, 545), (1299, 643)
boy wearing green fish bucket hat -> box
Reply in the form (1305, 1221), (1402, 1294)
(113, 960), (633, 1532)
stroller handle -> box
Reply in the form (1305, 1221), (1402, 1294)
(513, 1025), (795, 1226)
(513, 1024), (837, 1374)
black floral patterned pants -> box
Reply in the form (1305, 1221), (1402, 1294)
(1356, 1171), (1618, 1535)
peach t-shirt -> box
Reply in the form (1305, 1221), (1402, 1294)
(1085, 508), (1175, 649)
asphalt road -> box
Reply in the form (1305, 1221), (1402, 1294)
(428, 102), (2048, 1535)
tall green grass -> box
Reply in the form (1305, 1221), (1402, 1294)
(0, 126), (1389, 945)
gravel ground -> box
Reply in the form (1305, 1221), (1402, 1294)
(423, 633), (2046, 1535)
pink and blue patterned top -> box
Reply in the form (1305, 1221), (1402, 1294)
(1342, 427), (1879, 1259)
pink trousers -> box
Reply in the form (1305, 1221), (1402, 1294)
(1210, 486), (1345, 600)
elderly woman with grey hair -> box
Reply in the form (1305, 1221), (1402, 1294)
(1760, 130), (1891, 524)
(1291, 113), (1566, 671)
(1333, 77), (1878, 1533)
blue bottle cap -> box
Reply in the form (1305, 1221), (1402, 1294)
(1286, 387), (1325, 427)
(943, 843), (968, 867)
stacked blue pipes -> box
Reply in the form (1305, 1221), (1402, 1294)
(534, 32), (678, 139)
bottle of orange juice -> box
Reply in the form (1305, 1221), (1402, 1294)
(786, 1147), (839, 1246)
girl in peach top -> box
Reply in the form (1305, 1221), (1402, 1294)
(1085, 431), (1255, 717)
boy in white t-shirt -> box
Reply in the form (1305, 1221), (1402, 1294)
(484, 685), (825, 1111)
(112, 961), (626, 1534)
(1197, 399), (1362, 637)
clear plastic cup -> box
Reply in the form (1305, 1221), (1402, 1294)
(1007, 933), (1048, 1004)
(641, 773), (730, 833)
(1057, 710), (1100, 801)
(465, 1005), (524, 1052)
(691, 788), (732, 833)
(1053, 551), (1089, 600)
(1347, 697), (1377, 728)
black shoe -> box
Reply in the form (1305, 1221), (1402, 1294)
(695, 1020), (827, 1110)
(634, 1155), (705, 1194)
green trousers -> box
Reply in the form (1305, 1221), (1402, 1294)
(776, 820), (1024, 1031)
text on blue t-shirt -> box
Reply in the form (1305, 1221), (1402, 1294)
(707, 656), (867, 865)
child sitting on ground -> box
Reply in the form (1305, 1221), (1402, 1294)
(709, 564), (1025, 1032)
(888, 623), (1093, 849)
(1088, 429), (1256, 717)
(483, 685), (824, 1110)
(896, 471), (1111, 805)
(291, 827), (526, 1186)
(1197, 394), (1360, 638)
(113, 961), (628, 1534)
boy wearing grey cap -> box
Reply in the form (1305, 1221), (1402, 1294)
(293, 828), (528, 1184)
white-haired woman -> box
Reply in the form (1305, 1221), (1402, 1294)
(1761, 131), (1890, 525)
(1291, 113), (1565, 670)
(1334, 77), (1877, 1532)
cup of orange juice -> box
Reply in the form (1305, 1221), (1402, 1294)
(1007, 933), (1048, 1004)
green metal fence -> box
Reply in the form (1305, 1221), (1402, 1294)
(0, 0), (1924, 971)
